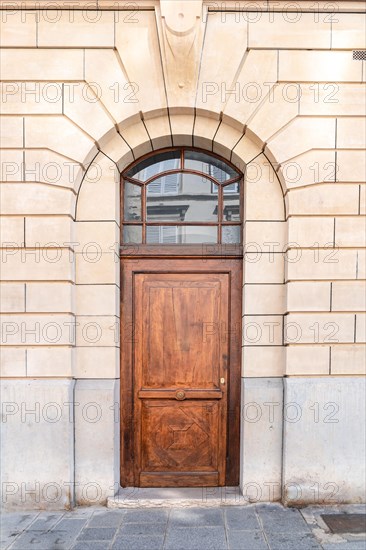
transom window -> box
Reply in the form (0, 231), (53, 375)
(121, 148), (242, 244)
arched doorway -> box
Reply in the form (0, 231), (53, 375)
(120, 147), (243, 487)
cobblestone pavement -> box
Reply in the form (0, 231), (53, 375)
(1, 504), (365, 550)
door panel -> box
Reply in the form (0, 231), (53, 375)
(120, 257), (242, 488)
(134, 273), (228, 486)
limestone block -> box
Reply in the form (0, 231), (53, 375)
(85, 49), (138, 125)
(25, 217), (73, 248)
(358, 248), (366, 279)
(0, 11), (37, 46)
(231, 135), (261, 166)
(0, 117), (23, 148)
(75, 221), (119, 253)
(100, 132), (133, 172)
(331, 13), (366, 48)
(76, 252), (119, 285)
(267, 118), (336, 165)
(27, 347), (73, 377)
(286, 249), (357, 280)
(243, 315), (283, 346)
(38, 10), (114, 47)
(0, 150), (23, 182)
(244, 252), (284, 284)
(213, 125), (243, 161)
(285, 313), (355, 344)
(245, 221), (286, 251)
(0, 283), (25, 313)
(332, 281), (366, 312)
(240, 378), (283, 502)
(224, 50), (278, 126)
(331, 345), (366, 374)
(0, 184), (75, 216)
(288, 217), (334, 248)
(337, 151), (366, 183)
(74, 347), (119, 378)
(248, 84), (299, 146)
(1, 248), (74, 282)
(242, 346), (285, 377)
(356, 314), (366, 343)
(279, 51), (362, 82)
(248, 12), (331, 48)
(196, 13), (247, 115)
(170, 114), (194, 147)
(24, 150), (83, 191)
(335, 217), (366, 247)
(0, 217), (24, 246)
(74, 379), (119, 505)
(286, 281), (331, 312)
(193, 114), (220, 151)
(337, 118), (366, 149)
(0, 82), (63, 115)
(76, 316), (119, 347)
(0, 379), (75, 510)
(361, 186), (366, 215)
(281, 150), (337, 190)
(25, 116), (97, 166)
(25, 282), (73, 313)
(243, 284), (285, 315)
(283, 377), (366, 504)
(287, 184), (359, 216)
(286, 345), (330, 375)
(300, 84), (366, 116)
(115, 11), (166, 113)
(76, 154), (119, 222)
(76, 284), (119, 316)
(63, 83), (113, 144)
(244, 154), (285, 221)
(119, 120), (152, 159)
(1, 314), (75, 346)
(0, 49), (84, 80)
(144, 114), (172, 150)
(0, 348), (26, 377)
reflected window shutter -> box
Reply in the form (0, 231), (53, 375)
(162, 226), (177, 243)
(162, 173), (179, 194)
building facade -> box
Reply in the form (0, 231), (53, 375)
(0, 0), (365, 510)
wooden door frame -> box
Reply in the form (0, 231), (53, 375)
(120, 245), (243, 487)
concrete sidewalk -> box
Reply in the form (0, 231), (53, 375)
(1, 503), (365, 550)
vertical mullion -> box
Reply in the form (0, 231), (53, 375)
(142, 183), (146, 243)
(181, 147), (184, 169)
(218, 185), (223, 244)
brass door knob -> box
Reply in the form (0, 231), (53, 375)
(175, 390), (186, 400)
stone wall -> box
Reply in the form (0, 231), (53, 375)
(0, 0), (365, 509)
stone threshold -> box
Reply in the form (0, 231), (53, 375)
(107, 487), (247, 508)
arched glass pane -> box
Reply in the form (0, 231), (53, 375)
(146, 173), (218, 222)
(124, 181), (141, 221)
(125, 150), (180, 181)
(184, 150), (239, 182)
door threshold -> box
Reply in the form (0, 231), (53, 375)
(107, 487), (246, 508)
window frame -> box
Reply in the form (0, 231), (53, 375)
(121, 147), (244, 245)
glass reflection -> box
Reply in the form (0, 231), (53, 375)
(146, 225), (217, 244)
(222, 225), (241, 243)
(184, 150), (239, 182)
(124, 181), (141, 221)
(123, 225), (142, 243)
(125, 151), (180, 181)
(146, 173), (218, 222)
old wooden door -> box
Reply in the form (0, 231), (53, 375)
(121, 254), (242, 487)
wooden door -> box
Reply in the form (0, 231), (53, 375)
(121, 254), (242, 487)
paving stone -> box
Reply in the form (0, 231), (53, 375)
(77, 528), (117, 541)
(112, 534), (165, 549)
(28, 513), (63, 531)
(118, 522), (167, 536)
(122, 508), (169, 523)
(227, 529), (269, 550)
(164, 526), (228, 550)
(88, 511), (125, 527)
(72, 543), (110, 550)
(265, 531), (322, 549)
(55, 518), (88, 535)
(0, 513), (38, 531)
(225, 506), (260, 530)
(170, 507), (224, 527)
(322, 543), (366, 550)
(9, 529), (75, 549)
(256, 504), (310, 533)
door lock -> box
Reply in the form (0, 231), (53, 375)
(220, 378), (225, 385)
